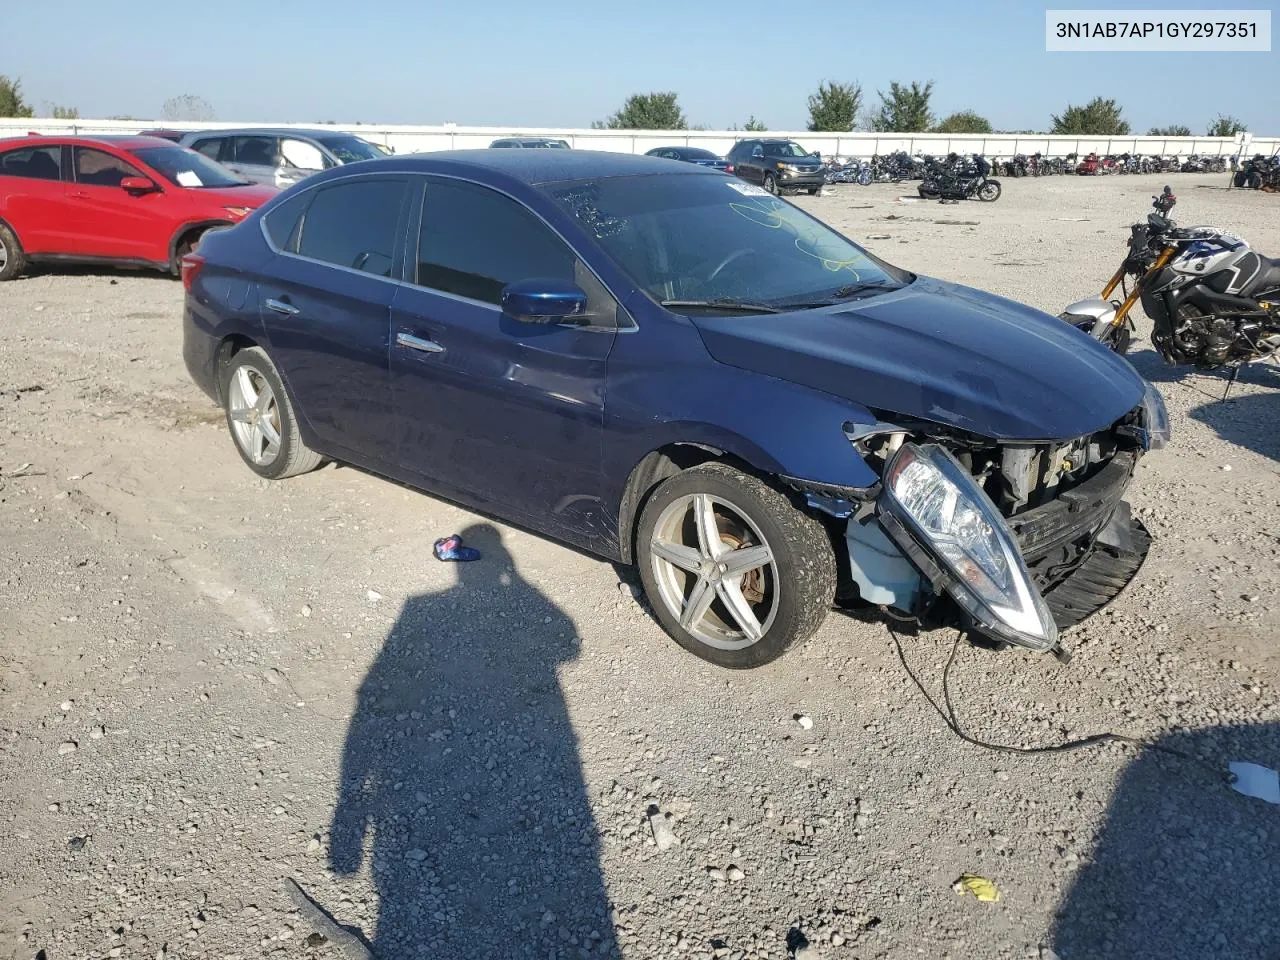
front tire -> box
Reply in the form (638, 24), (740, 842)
(978, 179), (1002, 202)
(1247, 172), (1263, 190)
(636, 463), (836, 669)
(0, 222), (27, 281)
(221, 346), (324, 480)
(806, 186), (821, 195)
(762, 172), (778, 195)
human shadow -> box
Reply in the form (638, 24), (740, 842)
(1050, 723), (1280, 959)
(330, 523), (615, 959)
(1190, 389), (1280, 464)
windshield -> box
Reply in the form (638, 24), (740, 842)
(317, 136), (386, 163)
(542, 174), (908, 310)
(764, 142), (812, 159)
(683, 148), (719, 160)
(130, 147), (248, 188)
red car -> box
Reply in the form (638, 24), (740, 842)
(0, 135), (276, 281)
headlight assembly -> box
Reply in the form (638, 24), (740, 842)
(878, 443), (1059, 652)
(1140, 380), (1170, 450)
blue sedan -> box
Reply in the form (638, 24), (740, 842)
(644, 146), (733, 173)
(181, 151), (1166, 667)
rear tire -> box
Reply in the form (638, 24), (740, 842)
(0, 223), (27, 281)
(1247, 172), (1263, 190)
(806, 186), (821, 195)
(636, 463), (836, 669)
(221, 346), (324, 480)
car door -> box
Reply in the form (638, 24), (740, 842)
(257, 175), (411, 464)
(65, 146), (166, 260)
(228, 135), (281, 185)
(0, 144), (70, 253)
(389, 175), (616, 543)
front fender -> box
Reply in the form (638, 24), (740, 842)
(602, 355), (882, 560)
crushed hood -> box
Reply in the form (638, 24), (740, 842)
(690, 277), (1146, 441)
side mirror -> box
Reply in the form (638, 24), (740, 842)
(501, 279), (588, 324)
(120, 176), (157, 193)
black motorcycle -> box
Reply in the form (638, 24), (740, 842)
(1061, 186), (1280, 367)
(919, 155), (1001, 202)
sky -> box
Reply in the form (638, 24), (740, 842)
(3, 0), (1277, 133)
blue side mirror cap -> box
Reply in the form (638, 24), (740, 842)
(501, 279), (588, 324)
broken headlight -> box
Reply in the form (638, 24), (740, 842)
(1141, 380), (1170, 450)
(879, 443), (1059, 652)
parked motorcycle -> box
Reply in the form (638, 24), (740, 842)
(1061, 185), (1280, 366)
(918, 155), (1001, 201)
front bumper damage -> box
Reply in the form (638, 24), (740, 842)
(844, 446), (1151, 660)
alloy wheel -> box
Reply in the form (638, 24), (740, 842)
(227, 364), (283, 466)
(0, 237), (8, 272)
(649, 493), (780, 650)
(763, 173), (778, 195)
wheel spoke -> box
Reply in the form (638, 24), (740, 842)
(680, 576), (716, 630)
(651, 539), (702, 574)
(721, 543), (772, 576)
(716, 580), (764, 642)
(254, 388), (273, 415)
(259, 416), (282, 453)
(234, 366), (259, 407)
(248, 424), (265, 462)
(229, 406), (253, 424)
(693, 494), (723, 559)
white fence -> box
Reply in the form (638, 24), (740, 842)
(2, 117), (1275, 160)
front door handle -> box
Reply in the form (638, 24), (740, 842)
(68, 191), (88, 200)
(396, 332), (445, 354)
(264, 297), (300, 316)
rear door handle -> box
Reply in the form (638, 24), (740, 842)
(264, 298), (300, 316)
(396, 332), (445, 354)
(68, 191), (88, 200)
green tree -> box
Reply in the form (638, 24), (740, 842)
(1147, 124), (1192, 137)
(932, 110), (992, 134)
(1207, 114), (1247, 137)
(871, 81), (935, 133)
(1050, 97), (1130, 135)
(51, 105), (79, 119)
(0, 76), (34, 118)
(161, 94), (215, 122)
(743, 115), (768, 131)
(600, 92), (686, 130)
(806, 81), (861, 132)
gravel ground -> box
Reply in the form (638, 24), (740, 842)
(1, 173), (1277, 960)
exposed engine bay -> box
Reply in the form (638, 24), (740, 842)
(825, 402), (1159, 659)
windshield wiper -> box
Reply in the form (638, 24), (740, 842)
(660, 298), (782, 314)
(775, 282), (901, 310)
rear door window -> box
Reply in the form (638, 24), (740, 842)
(73, 147), (142, 186)
(263, 190), (313, 253)
(296, 177), (408, 276)
(191, 137), (227, 161)
(233, 136), (280, 167)
(0, 145), (63, 180)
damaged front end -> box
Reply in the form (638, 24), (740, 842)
(831, 382), (1169, 659)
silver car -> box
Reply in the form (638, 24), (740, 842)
(177, 128), (391, 188)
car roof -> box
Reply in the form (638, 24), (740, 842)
(182, 128), (354, 139)
(326, 149), (716, 186)
(0, 134), (181, 150)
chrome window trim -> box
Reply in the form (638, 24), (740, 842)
(256, 168), (638, 331)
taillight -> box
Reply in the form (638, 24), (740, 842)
(180, 252), (206, 292)
(726, 164), (734, 174)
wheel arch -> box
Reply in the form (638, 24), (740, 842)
(212, 333), (262, 405)
(168, 219), (234, 273)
